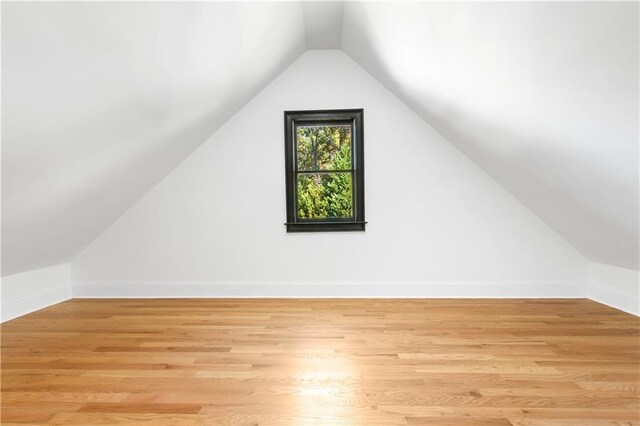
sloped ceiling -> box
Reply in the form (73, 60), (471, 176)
(2, 2), (306, 276)
(2, 2), (638, 275)
(342, 2), (639, 270)
(302, 1), (344, 49)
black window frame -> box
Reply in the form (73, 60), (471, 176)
(284, 109), (365, 232)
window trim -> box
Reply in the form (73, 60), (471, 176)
(284, 109), (365, 232)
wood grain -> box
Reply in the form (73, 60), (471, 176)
(2, 298), (639, 425)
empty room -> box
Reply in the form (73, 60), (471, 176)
(1, 1), (639, 425)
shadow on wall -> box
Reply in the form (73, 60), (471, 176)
(342, 3), (638, 269)
(2, 67), (293, 277)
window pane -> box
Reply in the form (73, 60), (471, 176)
(296, 125), (352, 171)
(297, 173), (353, 219)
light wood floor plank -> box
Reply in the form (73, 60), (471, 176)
(2, 298), (639, 425)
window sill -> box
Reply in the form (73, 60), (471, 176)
(285, 221), (366, 233)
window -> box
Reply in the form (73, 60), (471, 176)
(284, 109), (365, 232)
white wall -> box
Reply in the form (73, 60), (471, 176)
(1, 263), (71, 322)
(71, 50), (587, 297)
(589, 262), (639, 316)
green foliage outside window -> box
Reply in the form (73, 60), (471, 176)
(296, 125), (353, 219)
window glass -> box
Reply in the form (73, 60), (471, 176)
(297, 173), (353, 219)
(296, 125), (352, 171)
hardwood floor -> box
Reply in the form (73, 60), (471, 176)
(1, 299), (639, 425)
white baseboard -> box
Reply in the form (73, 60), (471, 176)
(72, 282), (586, 299)
(588, 262), (639, 316)
(1, 264), (72, 322)
(10, 276), (638, 321)
(1, 284), (72, 322)
(589, 284), (639, 316)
